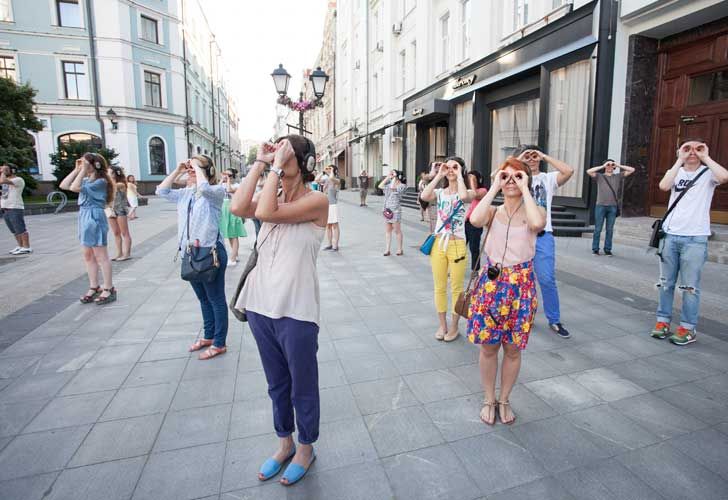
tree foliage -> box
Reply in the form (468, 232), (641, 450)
(246, 145), (258, 166)
(50, 141), (119, 197)
(0, 78), (43, 195)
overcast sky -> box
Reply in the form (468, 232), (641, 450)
(201, 0), (330, 142)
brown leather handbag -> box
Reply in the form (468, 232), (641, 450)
(454, 210), (495, 319)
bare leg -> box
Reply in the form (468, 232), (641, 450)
(92, 246), (114, 291)
(259, 436), (295, 481)
(394, 222), (403, 254)
(117, 216), (132, 258)
(449, 312), (460, 336)
(108, 217), (122, 259)
(384, 223), (392, 254)
(20, 232), (30, 248)
(281, 443), (315, 485)
(332, 223), (340, 249)
(326, 224), (333, 247)
(82, 246), (99, 288)
(498, 344), (522, 424)
(230, 237), (239, 263)
(479, 344), (500, 424)
(436, 312), (447, 339)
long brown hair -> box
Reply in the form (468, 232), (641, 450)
(192, 154), (218, 184)
(82, 153), (114, 203)
(111, 166), (127, 191)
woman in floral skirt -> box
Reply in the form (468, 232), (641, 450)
(467, 157), (546, 425)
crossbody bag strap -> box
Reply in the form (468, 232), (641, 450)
(464, 208), (497, 291)
(604, 175), (621, 206)
(663, 167), (709, 221)
(433, 195), (463, 235)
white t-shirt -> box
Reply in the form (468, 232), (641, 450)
(530, 171), (559, 232)
(663, 166), (719, 237)
(1, 177), (25, 210)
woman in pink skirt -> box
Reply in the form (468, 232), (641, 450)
(467, 158), (546, 425)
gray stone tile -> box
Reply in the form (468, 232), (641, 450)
(340, 354), (398, 384)
(404, 369), (470, 404)
(424, 394), (496, 442)
(351, 377), (419, 415)
(33, 344), (99, 373)
(155, 403), (231, 452)
(449, 362), (486, 393)
(133, 442), (225, 500)
(564, 404), (660, 451)
(0, 355), (41, 379)
(182, 352), (239, 380)
(0, 400), (47, 437)
(237, 346), (264, 372)
(611, 392), (709, 440)
(221, 483), (286, 500)
(364, 405), (443, 458)
(221, 433), (278, 492)
(375, 331), (426, 353)
(514, 352), (562, 383)
(326, 322), (372, 340)
(84, 344), (147, 368)
(287, 461), (394, 500)
(0, 472), (59, 500)
(333, 337), (384, 358)
(100, 383), (176, 421)
(388, 348), (447, 376)
(573, 339), (638, 366)
(555, 458), (664, 500)
(0, 337), (64, 359)
(569, 367), (647, 402)
(229, 397), (273, 440)
(46, 456), (145, 500)
(432, 340), (479, 368)
(450, 430), (546, 494)
(24, 391), (115, 432)
(312, 416), (379, 473)
(609, 358), (686, 392)
(0, 425), (90, 480)
(490, 476), (576, 500)
(647, 351), (721, 381)
(233, 370), (269, 401)
(693, 373), (728, 405)
(0, 371), (74, 402)
(383, 444), (481, 500)
(139, 340), (192, 362)
(616, 442), (728, 500)
(507, 384), (559, 427)
(670, 428), (728, 481)
(317, 340), (337, 362)
(320, 385), (360, 423)
(124, 358), (188, 388)
(605, 334), (673, 357)
(170, 376), (234, 411)
(70, 413), (164, 466)
(540, 348), (599, 374)
(60, 364), (135, 396)
(525, 375), (601, 413)
(653, 383), (728, 425)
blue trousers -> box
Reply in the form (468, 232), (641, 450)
(656, 234), (708, 329)
(190, 242), (228, 348)
(592, 204), (618, 252)
(534, 231), (561, 324)
(247, 311), (320, 444)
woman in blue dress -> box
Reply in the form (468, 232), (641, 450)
(60, 153), (116, 304)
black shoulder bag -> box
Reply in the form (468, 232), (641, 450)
(649, 167), (709, 250)
(180, 198), (221, 283)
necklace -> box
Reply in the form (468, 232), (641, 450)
(499, 200), (525, 266)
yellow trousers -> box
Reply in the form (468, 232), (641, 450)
(430, 237), (468, 313)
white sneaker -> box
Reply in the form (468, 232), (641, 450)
(227, 260), (237, 267)
(15, 247), (33, 255)
(9, 247), (21, 255)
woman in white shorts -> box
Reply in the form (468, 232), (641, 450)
(317, 165), (340, 251)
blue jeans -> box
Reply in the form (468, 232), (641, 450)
(592, 204), (618, 252)
(656, 234), (708, 330)
(534, 231), (561, 324)
(247, 311), (320, 444)
(189, 241), (228, 348)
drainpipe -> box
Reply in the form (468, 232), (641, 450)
(181, 0), (191, 156)
(85, 0), (106, 147)
(365, 2), (370, 175)
(209, 38), (217, 165)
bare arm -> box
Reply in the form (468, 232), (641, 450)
(254, 171), (329, 226)
(515, 177), (546, 232)
(158, 163), (186, 191)
(543, 153), (575, 187)
(59, 162), (83, 192)
(586, 165), (604, 178)
(378, 176), (391, 190)
(230, 162), (265, 218)
(659, 158), (683, 192)
(455, 169), (474, 203)
(701, 154), (728, 185)
(618, 164), (636, 178)
(0, 173), (14, 186)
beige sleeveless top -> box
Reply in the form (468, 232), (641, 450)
(236, 220), (325, 325)
(484, 217), (537, 268)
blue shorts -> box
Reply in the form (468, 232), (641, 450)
(2, 208), (27, 235)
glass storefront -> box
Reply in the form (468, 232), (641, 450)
(491, 97), (540, 167)
(454, 99), (474, 168)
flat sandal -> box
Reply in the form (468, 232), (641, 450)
(199, 346), (227, 360)
(498, 400), (516, 425)
(480, 400), (497, 426)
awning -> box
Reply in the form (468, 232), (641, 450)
(404, 99), (450, 123)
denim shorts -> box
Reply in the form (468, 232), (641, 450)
(2, 208), (27, 235)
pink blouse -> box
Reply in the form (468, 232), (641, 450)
(484, 217), (537, 267)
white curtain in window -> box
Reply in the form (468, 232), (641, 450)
(405, 123), (417, 182)
(491, 98), (540, 168)
(547, 59), (590, 197)
(454, 99), (473, 169)
(0, 0), (12, 21)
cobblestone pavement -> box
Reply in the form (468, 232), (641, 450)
(1, 192), (727, 500)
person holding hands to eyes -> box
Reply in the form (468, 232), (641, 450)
(650, 139), (728, 346)
(316, 165), (341, 251)
(231, 135), (328, 486)
(219, 168), (247, 266)
(420, 157), (475, 342)
(378, 169), (407, 256)
(468, 158), (546, 425)
(587, 160), (635, 256)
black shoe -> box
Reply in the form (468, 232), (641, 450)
(592, 249), (600, 255)
(604, 250), (613, 256)
(550, 323), (571, 339)
(323, 246), (333, 251)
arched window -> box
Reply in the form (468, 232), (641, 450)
(57, 132), (102, 149)
(149, 136), (167, 175)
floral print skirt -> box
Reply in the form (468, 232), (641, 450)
(466, 258), (537, 350)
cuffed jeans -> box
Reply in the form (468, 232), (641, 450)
(592, 204), (618, 252)
(189, 242), (228, 348)
(247, 311), (320, 444)
(656, 234), (708, 330)
(464, 220), (484, 271)
(534, 231), (561, 325)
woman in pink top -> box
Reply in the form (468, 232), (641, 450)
(464, 170), (488, 276)
(467, 158), (546, 426)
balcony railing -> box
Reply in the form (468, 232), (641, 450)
(499, 2), (573, 48)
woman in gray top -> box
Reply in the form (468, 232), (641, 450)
(316, 165), (340, 251)
(587, 160), (635, 255)
(378, 169), (406, 256)
(108, 167), (132, 261)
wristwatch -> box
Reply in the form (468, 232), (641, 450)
(270, 165), (285, 178)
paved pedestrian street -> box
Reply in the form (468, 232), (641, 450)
(1, 192), (728, 500)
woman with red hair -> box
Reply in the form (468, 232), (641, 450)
(467, 158), (546, 425)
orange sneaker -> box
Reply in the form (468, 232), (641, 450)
(650, 322), (670, 339)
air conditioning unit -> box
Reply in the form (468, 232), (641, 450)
(392, 22), (402, 35)
(376, 41), (384, 52)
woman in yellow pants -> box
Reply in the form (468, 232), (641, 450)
(420, 157), (475, 341)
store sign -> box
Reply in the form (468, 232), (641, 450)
(411, 108), (424, 116)
(452, 74), (477, 90)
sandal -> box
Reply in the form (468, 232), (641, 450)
(480, 400), (497, 426)
(189, 339), (213, 352)
(199, 346), (227, 360)
(396, 250), (404, 256)
(94, 287), (117, 305)
(80, 286), (101, 304)
(435, 327), (446, 341)
(383, 251), (391, 256)
(498, 400), (516, 425)
(259, 446), (296, 481)
(281, 449), (316, 486)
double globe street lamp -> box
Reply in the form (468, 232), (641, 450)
(271, 64), (329, 136)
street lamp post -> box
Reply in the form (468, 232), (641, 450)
(271, 64), (329, 137)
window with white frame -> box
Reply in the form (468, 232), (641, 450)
(140, 15), (159, 44)
(0, 0), (13, 22)
(552, 0), (566, 8)
(513, 0), (529, 30)
(144, 70), (162, 107)
(440, 13), (450, 74)
(0, 55), (16, 80)
(461, 0), (470, 61)
(410, 40), (416, 89)
(149, 136), (167, 175)
(57, 0), (82, 28)
(62, 61), (89, 99)
(372, 73), (378, 109)
(399, 50), (406, 95)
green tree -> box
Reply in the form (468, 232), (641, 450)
(50, 141), (119, 197)
(246, 145), (258, 166)
(0, 78), (43, 195)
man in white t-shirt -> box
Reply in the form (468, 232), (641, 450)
(650, 139), (728, 346)
(0, 164), (32, 255)
(515, 146), (575, 339)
